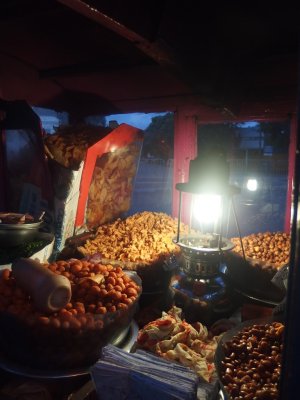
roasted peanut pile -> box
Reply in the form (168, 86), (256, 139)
(221, 322), (284, 400)
(78, 211), (189, 266)
(0, 259), (140, 331)
(231, 232), (290, 270)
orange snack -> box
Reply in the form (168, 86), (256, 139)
(0, 259), (141, 369)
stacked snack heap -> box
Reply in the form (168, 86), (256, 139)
(78, 211), (189, 265)
(78, 211), (191, 291)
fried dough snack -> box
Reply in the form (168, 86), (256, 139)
(136, 307), (220, 382)
(44, 124), (110, 169)
(78, 211), (190, 266)
(86, 142), (140, 228)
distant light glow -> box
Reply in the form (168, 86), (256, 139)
(192, 194), (222, 224)
(237, 121), (259, 128)
(246, 178), (258, 191)
(105, 112), (168, 130)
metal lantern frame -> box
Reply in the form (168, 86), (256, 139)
(170, 150), (242, 325)
(174, 150), (241, 257)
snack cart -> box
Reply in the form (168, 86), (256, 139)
(0, 1), (299, 399)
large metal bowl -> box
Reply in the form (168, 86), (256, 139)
(222, 251), (286, 305)
(0, 221), (43, 247)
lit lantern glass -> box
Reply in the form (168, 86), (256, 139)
(192, 193), (222, 227)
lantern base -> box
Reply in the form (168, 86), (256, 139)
(170, 266), (237, 326)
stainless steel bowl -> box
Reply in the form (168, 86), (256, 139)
(0, 221), (43, 247)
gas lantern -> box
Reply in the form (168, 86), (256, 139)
(171, 148), (240, 326)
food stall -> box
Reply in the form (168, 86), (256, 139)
(0, 1), (299, 399)
(0, 108), (296, 400)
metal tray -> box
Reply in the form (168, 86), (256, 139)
(222, 253), (285, 306)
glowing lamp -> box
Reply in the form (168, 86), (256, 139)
(246, 178), (258, 191)
(171, 150), (240, 325)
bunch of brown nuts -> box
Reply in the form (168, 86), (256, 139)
(221, 321), (284, 400)
(231, 232), (290, 271)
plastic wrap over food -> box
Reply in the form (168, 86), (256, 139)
(83, 252), (178, 272)
(45, 123), (143, 251)
(271, 263), (289, 291)
(83, 252), (178, 293)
